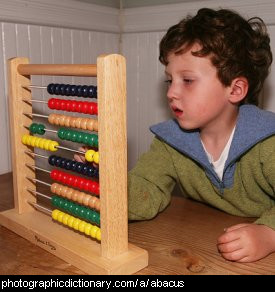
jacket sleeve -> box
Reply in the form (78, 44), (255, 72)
(128, 137), (178, 220)
(254, 136), (275, 229)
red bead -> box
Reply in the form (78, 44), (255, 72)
(48, 98), (56, 109)
(83, 180), (90, 191)
(94, 103), (98, 115)
(60, 100), (67, 111)
(55, 99), (61, 110)
(50, 169), (59, 180)
(78, 178), (86, 189)
(71, 100), (78, 112)
(76, 101), (84, 113)
(82, 102), (89, 114)
(67, 175), (74, 186)
(66, 100), (72, 111)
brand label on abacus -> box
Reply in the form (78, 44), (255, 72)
(34, 235), (56, 250)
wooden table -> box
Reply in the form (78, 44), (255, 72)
(0, 172), (274, 275)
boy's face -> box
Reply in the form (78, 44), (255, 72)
(165, 43), (232, 131)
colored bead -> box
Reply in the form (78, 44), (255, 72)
(47, 83), (55, 94)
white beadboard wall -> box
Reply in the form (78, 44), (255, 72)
(122, 0), (275, 168)
(1, 0), (275, 174)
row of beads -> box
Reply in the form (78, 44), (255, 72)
(29, 123), (99, 147)
(58, 128), (98, 147)
(48, 98), (98, 115)
(21, 134), (98, 163)
(50, 169), (100, 195)
(48, 113), (98, 132)
(48, 155), (99, 178)
(51, 183), (100, 211)
(52, 209), (101, 241)
(22, 134), (58, 151)
(47, 83), (97, 98)
(52, 195), (100, 225)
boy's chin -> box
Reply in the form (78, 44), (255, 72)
(177, 120), (198, 132)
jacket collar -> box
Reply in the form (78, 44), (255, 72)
(150, 105), (275, 172)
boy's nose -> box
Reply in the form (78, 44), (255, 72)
(167, 85), (180, 100)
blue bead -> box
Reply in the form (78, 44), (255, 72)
(47, 83), (55, 95)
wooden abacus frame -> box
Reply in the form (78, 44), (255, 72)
(0, 54), (148, 275)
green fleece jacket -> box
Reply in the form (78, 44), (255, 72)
(128, 105), (275, 229)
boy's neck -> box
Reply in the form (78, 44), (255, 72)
(200, 107), (239, 161)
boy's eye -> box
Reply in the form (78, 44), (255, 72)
(183, 79), (193, 84)
(164, 80), (172, 86)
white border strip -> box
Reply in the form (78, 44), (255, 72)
(0, 0), (120, 33)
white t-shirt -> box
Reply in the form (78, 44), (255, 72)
(201, 127), (236, 181)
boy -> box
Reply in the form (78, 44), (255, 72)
(127, 8), (275, 263)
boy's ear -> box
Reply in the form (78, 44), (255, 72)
(228, 77), (249, 104)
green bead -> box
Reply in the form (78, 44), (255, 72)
(76, 132), (83, 143)
(58, 128), (66, 139)
(93, 135), (98, 147)
(52, 196), (59, 207)
(29, 123), (38, 134)
(68, 202), (75, 213)
(64, 129), (72, 140)
(71, 131), (78, 142)
(37, 124), (45, 135)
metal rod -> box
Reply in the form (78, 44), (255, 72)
(26, 85), (47, 89)
(56, 145), (85, 155)
(23, 113), (48, 119)
(26, 99), (47, 103)
(24, 150), (48, 159)
(25, 163), (51, 174)
(27, 188), (51, 200)
(26, 176), (51, 187)
(28, 201), (52, 216)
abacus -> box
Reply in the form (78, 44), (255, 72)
(0, 54), (148, 274)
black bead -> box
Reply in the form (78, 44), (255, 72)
(70, 85), (77, 96)
(64, 84), (71, 96)
(55, 156), (62, 167)
(60, 84), (66, 95)
(48, 155), (57, 166)
(53, 84), (61, 95)
(60, 158), (67, 169)
(76, 85), (82, 97)
(65, 160), (72, 170)
(75, 162), (84, 173)
(47, 83), (55, 95)
(81, 85), (88, 97)
(70, 161), (77, 170)
(82, 165), (88, 175)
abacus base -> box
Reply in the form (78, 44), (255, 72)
(0, 209), (148, 275)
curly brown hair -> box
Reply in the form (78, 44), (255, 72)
(159, 8), (272, 105)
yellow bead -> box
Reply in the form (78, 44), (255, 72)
(30, 137), (37, 147)
(34, 137), (42, 147)
(49, 141), (58, 152)
(43, 139), (51, 150)
(38, 139), (45, 149)
(96, 229), (101, 241)
(57, 211), (64, 223)
(73, 218), (81, 230)
(90, 226), (98, 239)
(78, 221), (86, 233)
(21, 134), (28, 144)
(84, 223), (92, 235)
(67, 216), (75, 228)
(85, 150), (95, 162)
(93, 152), (99, 164)
(52, 209), (60, 220)
(26, 135), (33, 145)
(62, 213), (70, 225)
